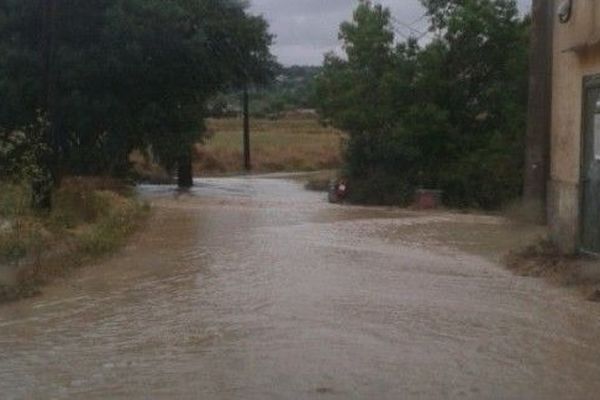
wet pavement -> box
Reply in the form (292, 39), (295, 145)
(0, 176), (599, 399)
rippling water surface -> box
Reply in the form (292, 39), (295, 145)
(0, 176), (599, 399)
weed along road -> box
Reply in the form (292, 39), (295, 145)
(0, 177), (599, 399)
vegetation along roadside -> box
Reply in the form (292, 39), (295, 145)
(0, 178), (149, 303)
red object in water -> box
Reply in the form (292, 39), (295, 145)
(328, 180), (348, 203)
(414, 189), (443, 209)
(336, 181), (347, 198)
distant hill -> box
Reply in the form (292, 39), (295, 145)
(209, 66), (321, 117)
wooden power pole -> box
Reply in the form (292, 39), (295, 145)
(523, 0), (554, 222)
(243, 85), (251, 171)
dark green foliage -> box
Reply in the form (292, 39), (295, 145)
(316, 0), (529, 209)
(0, 0), (275, 189)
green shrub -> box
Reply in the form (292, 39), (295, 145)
(347, 171), (413, 206)
(0, 181), (148, 266)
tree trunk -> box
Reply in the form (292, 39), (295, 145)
(523, 0), (554, 223)
(177, 151), (193, 189)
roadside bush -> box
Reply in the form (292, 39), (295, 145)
(50, 188), (108, 229)
(441, 142), (524, 209)
(0, 179), (147, 266)
(0, 178), (149, 302)
(78, 191), (148, 255)
(346, 171), (414, 205)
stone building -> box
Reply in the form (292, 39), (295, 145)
(549, 0), (600, 253)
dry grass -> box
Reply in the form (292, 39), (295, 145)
(195, 117), (344, 175)
(0, 178), (149, 302)
(129, 150), (173, 184)
(505, 240), (600, 302)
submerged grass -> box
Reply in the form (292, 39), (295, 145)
(0, 178), (149, 302)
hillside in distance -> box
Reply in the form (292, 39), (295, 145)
(210, 65), (321, 117)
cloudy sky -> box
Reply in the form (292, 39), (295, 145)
(248, 0), (532, 66)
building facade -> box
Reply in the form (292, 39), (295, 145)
(549, 0), (600, 253)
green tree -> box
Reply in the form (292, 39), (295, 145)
(0, 0), (276, 202)
(422, 0), (529, 207)
(316, 1), (396, 134)
(315, 1), (422, 203)
(315, 0), (529, 208)
(105, 0), (275, 187)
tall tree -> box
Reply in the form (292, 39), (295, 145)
(0, 0), (276, 196)
(315, 0), (529, 208)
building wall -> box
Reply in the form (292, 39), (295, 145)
(550, 0), (600, 252)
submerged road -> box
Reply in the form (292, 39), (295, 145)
(0, 177), (599, 399)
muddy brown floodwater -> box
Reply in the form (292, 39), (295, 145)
(1, 176), (600, 399)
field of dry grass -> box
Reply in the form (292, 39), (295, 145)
(194, 117), (344, 175)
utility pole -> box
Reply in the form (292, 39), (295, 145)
(523, 0), (554, 223)
(243, 84), (251, 171)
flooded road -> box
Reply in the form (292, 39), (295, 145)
(1, 177), (600, 399)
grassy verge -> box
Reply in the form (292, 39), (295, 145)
(196, 117), (343, 174)
(505, 240), (600, 302)
(0, 177), (149, 302)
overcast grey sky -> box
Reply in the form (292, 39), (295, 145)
(249, 0), (532, 66)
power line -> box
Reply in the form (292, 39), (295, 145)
(369, 1), (431, 43)
(391, 15), (425, 37)
(390, 18), (431, 42)
(409, 12), (428, 26)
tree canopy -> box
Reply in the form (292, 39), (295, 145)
(315, 0), (529, 208)
(0, 0), (276, 199)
